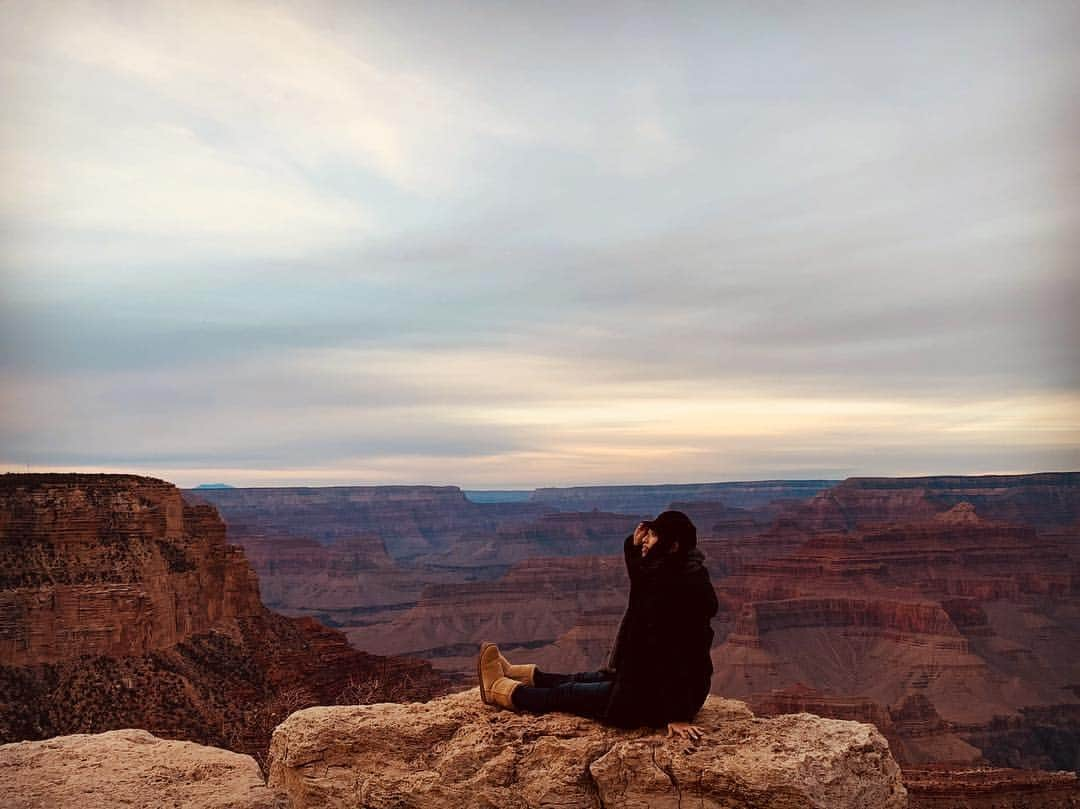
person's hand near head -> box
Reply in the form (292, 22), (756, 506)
(634, 522), (664, 556)
(633, 522), (650, 546)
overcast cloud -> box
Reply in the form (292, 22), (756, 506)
(2, 0), (1077, 487)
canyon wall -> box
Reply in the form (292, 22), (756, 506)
(791, 473), (1080, 532)
(713, 476), (1080, 776)
(0, 474), (261, 665)
(0, 474), (450, 759)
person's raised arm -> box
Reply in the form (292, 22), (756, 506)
(623, 522), (648, 581)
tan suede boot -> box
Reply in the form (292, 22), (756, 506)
(488, 675), (521, 710)
(478, 642), (522, 709)
(497, 650), (537, 687)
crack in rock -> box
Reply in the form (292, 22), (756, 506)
(650, 743), (683, 809)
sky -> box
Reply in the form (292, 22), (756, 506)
(1, 0), (1078, 489)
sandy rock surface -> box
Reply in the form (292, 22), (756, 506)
(269, 688), (908, 808)
(0, 729), (285, 809)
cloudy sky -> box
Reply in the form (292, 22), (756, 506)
(1, 1), (1078, 488)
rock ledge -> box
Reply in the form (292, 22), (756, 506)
(269, 688), (908, 808)
(0, 728), (284, 809)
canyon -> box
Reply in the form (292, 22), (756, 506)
(188, 482), (809, 673)
(3, 470), (1078, 806)
(194, 472), (1080, 803)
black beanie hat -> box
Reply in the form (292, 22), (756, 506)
(643, 510), (697, 552)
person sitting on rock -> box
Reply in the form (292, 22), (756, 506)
(477, 509), (718, 742)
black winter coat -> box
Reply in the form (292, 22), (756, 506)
(602, 534), (719, 729)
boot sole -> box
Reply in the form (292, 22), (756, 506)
(477, 641), (495, 705)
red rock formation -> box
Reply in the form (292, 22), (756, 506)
(0, 474), (451, 761)
(904, 766), (1080, 809)
(751, 683), (897, 737)
(0, 475), (261, 665)
(729, 597), (967, 643)
(710, 473), (1080, 775)
(792, 473), (1080, 532)
(189, 486), (611, 634)
(195, 485), (660, 659)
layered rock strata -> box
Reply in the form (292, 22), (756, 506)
(267, 688), (907, 809)
(0, 474), (262, 664)
(0, 474), (450, 759)
(529, 479), (836, 513)
(711, 474), (1080, 776)
(711, 508), (1079, 728)
(791, 473), (1080, 532)
(236, 534), (428, 623)
(188, 487), (645, 639)
(188, 484), (549, 562)
(190, 484), (770, 660)
(903, 766), (1080, 809)
(345, 554), (628, 677)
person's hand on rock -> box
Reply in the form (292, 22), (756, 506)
(666, 721), (704, 743)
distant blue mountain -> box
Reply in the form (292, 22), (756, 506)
(193, 483), (235, 489)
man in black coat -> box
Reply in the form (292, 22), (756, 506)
(477, 510), (718, 741)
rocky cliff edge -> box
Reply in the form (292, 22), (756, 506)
(0, 728), (285, 809)
(268, 688), (908, 809)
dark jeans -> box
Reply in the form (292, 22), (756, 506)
(510, 669), (614, 719)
